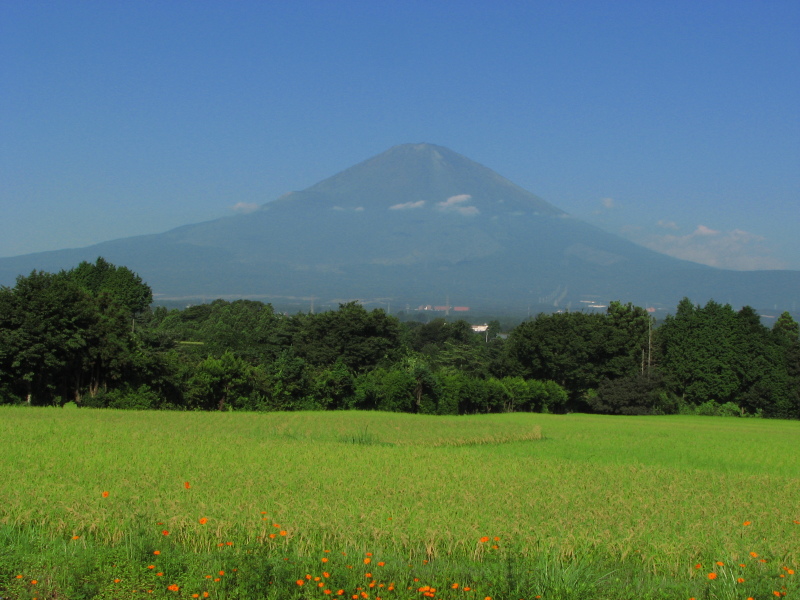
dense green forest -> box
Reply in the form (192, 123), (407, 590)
(1, 258), (798, 418)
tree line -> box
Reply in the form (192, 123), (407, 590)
(1, 259), (798, 418)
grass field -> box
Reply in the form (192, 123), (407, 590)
(0, 407), (798, 599)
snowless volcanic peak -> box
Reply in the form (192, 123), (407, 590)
(269, 143), (565, 217)
(1, 142), (798, 313)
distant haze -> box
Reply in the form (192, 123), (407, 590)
(1, 143), (797, 315)
(1, 3), (798, 272)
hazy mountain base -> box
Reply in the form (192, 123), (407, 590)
(2, 143), (799, 314)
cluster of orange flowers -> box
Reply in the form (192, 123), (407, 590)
(295, 551), (402, 598)
(692, 539), (797, 600)
(89, 491), (800, 599)
(478, 535), (501, 550)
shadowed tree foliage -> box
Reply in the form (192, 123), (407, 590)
(503, 303), (652, 409)
(290, 302), (403, 372)
(66, 257), (152, 315)
(2, 260), (798, 419)
(657, 299), (739, 405)
(0, 271), (106, 404)
(769, 312), (800, 419)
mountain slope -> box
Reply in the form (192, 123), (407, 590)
(1, 143), (797, 312)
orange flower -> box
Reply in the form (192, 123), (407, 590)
(750, 552), (758, 557)
(153, 550), (160, 555)
(162, 530), (169, 536)
(694, 564), (702, 569)
(31, 580), (38, 585)
(377, 562), (385, 567)
(114, 578), (121, 583)
(167, 584), (179, 592)
(708, 573), (717, 580)
(322, 557), (329, 563)
(226, 541), (233, 545)
(479, 536), (489, 543)
(147, 565), (155, 570)
(199, 517), (208, 525)
(716, 561), (724, 566)
(451, 583), (459, 589)
(219, 571), (225, 576)
(184, 482), (190, 489)
(737, 577), (745, 583)
(743, 521), (751, 526)
(364, 558), (371, 564)
(102, 491), (109, 498)
(15, 575), (23, 579)
(268, 533), (276, 539)
(72, 535), (80, 540)
(297, 580), (305, 586)
(279, 531), (287, 537)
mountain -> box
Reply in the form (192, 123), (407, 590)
(1, 143), (798, 314)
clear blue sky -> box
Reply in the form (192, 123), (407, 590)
(2, 0), (798, 270)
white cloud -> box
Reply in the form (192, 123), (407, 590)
(593, 197), (618, 215)
(656, 220), (679, 230)
(636, 225), (786, 270)
(438, 194), (471, 208)
(230, 202), (259, 214)
(437, 194), (479, 216)
(694, 224), (719, 236)
(389, 200), (426, 210)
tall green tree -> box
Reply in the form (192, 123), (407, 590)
(658, 299), (740, 406)
(770, 312), (800, 418)
(291, 302), (403, 372)
(0, 271), (97, 404)
(504, 311), (607, 406)
(66, 257), (152, 315)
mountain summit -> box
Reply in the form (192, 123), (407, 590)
(0, 144), (798, 313)
(271, 143), (563, 217)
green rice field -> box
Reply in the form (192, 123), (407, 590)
(0, 407), (798, 599)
